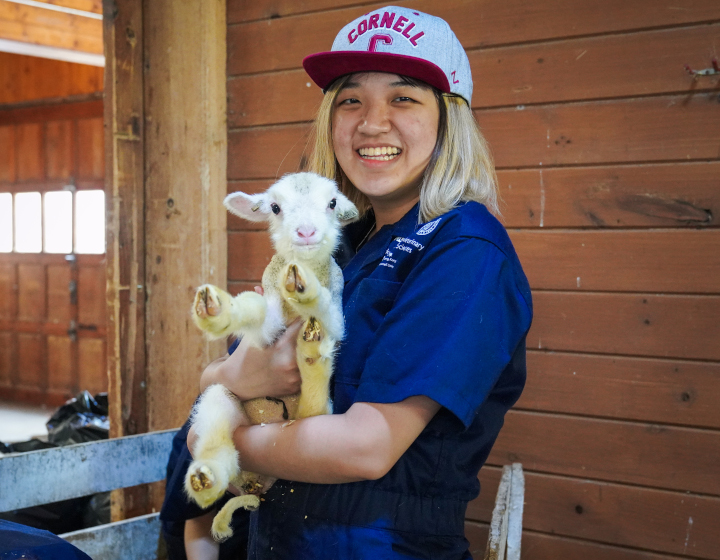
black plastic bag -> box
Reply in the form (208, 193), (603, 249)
(0, 392), (111, 534)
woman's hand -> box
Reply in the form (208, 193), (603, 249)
(199, 318), (304, 401)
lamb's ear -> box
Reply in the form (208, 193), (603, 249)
(224, 192), (268, 222)
(334, 192), (360, 225)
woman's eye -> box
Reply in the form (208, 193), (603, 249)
(270, 203), (281, 215)
(394, 96), (415, 103)
(337, 97), (359, 106)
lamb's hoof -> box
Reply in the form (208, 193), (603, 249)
(190, 466), (215, 492)
(302, 317), (322, 342)
(185, 463), (226, 508)
(194, 285), (222, 319)
(284, 264), (302, 294)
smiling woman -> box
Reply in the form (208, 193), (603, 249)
(181, 6), (533, 560)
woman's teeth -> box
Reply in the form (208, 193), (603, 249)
(358, 147), (400, 160)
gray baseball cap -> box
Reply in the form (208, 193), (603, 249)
(303, 6), (473, 105)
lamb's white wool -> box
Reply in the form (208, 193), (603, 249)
(185, 172), (359, 540)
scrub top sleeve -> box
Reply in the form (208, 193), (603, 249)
(353, 237), (532, 429)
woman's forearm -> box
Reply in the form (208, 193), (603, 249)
(232, 397), (440, 484)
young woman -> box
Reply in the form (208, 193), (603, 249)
(193, 7), (532, 559)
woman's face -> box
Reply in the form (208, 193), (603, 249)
(332, 72), (439, 214)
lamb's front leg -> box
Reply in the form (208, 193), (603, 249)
(192, 284), (266, 340)
(185, 385), (250, 508)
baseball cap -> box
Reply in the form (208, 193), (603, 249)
(303, 6), (473, 105)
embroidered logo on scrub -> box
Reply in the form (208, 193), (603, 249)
(380, 237), (425, 269)
(416, 218), (441, 235)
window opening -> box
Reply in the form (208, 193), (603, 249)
(0, 189), (105, 254)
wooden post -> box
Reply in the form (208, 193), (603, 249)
(104, 0), (227, 519)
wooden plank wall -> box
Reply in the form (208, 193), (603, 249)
(0, 52), (103, 105)
(226, 2), (720, 558)
(0, 100), (106, 406)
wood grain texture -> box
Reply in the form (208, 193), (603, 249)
(511, 229), (720, 294)
(0, 52), (103, 106)
(470, 468), (720, 559)
(227, 25), (720, 128)
(17, 264), (45, 321)
(15, 122), (43, 181)
(76, 117), (104, 179)
(228, 231), (273, 281)
(488, 410), (720, 496)
(0, 126), (15, 183)
(39, 0), (103, 14)
(227, 0), (720, 74)
(47, 334), (73, 392)
(477, 94), (720, 168)
(17, 333), (44, 389)
(227, 123), (311, 180)
(0, 0), (103, 54)
(0, 99), (103, 126)
(520, 351), (720, 429)
(142, 0), (228, 431)
(529, 291), (720, 361)
(45, 120), (74, 179)
(497, 162), (719, 228)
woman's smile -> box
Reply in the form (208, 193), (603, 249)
(332, 72), (439, 227)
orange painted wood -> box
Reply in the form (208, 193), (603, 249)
(470, 468), (720, 559)
(46, 264), (72, 323)
(0, 263), (17, 320)
(0, 99), (103, 126)
(78, 337), (105, 394)
(17, 332), (44, 389)
(228, 231), (274, 282)
(0, 125), (15, 183)
(510, 229), (720, 294)
(45, 120), (74, 180)
(468, 525), (701, 560)
(17, 263), (46, 321)
(227, 123), (311, 180)
(520, 351), (720, 429)
(0, 318), (105, 337)
(470, 24), (720, 108)
(227, 70), (323, 129)
(227, 0), (720, 75)
(227, 25), (720, 127)
(488, 410), (720, 495)
(227, 92), (720, 178)
(530, 291), (720, 361)
(76, 117), (104, 179)
(47, 334), (73, 392)
(497, 162), (719, 228)
(78, 264), (106, 327)
(477, 93), (720, 168)
(39, 0), (102, 14)
(0, 1), (103, 54)
(15, 122), (44, 181)
(227, 0), (376, 24)
(0, 332), (14, 386)
(0, 52), (103, 106)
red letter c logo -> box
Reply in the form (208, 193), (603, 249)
(368, 34), (393, 52)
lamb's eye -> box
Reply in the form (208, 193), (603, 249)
(328, 198), (337, 210)
(270, 203), (281, 215)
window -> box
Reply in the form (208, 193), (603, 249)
(0, 190), (105, 254)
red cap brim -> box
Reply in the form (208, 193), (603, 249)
(303, 51), (451, 94)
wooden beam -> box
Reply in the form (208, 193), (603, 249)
(33, 0), (102, 15)
(0, 0), (103, 55)
(143, 0), (228, 434)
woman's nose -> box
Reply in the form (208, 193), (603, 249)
(357, 104), (391, 135)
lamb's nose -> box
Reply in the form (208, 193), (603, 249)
(297, 226), (316, 239)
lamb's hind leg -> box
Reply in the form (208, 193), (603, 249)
(185, 385), (249, 508)
(296, 324), (333, 418)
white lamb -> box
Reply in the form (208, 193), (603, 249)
(184, 172), (359, 540)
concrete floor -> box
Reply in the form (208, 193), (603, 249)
(0, 401), (52, 444)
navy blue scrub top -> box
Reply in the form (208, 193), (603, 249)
(248, 201), (532, 560)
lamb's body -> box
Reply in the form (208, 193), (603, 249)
(184, 173), (358, 540)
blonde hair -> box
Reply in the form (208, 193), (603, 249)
(307, 75), (498, 222)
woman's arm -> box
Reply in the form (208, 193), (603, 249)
(199, 319), (304, 400)
(231, 396), (440, 483)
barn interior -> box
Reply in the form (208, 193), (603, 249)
(0, 1), (718, 559)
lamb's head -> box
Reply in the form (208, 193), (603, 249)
(224, 173), (359, 261)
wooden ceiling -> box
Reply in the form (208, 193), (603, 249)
(0, 0), (103, 65)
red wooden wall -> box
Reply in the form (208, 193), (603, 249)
(225, 2), (720, 558)
(0, 54), (106, 405)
